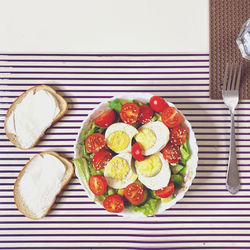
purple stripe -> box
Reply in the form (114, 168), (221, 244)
(0, 247), (249, 250)
(1, 240), (250, 244)
(1, 233), (249, 237)
(0, 71), (209, 75)
(2, 226), (250, 231)
(0, 59), (209, 62)
(0, 65), (210, 69)
(3, 220), (250, 224)
(0, 53), (209, 56)
(0, 83), (209, 88)
(0, 77), (209, 81)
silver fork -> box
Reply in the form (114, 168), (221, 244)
(222, 63), (242, 194)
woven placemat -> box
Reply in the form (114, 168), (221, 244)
(209, 0), (250, 100)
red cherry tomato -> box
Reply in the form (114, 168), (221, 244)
(88, 175), (107, 196)
(138, 104), (154, 124)
(93, 150), (113, 170)
(85, 133), (106, 153)
(103, 194), (124, 213)
(161, 106), (183, 128)
(124, 183), (145, 205)
(149, 96), (169, 112)
(170, 126), (187, 146)
(132, 142), (144, 162)
(155, 182), (175, 198)
(95, 109), (115, 127)
(162, 143), (181, 164)
(120, 103), (140, 125)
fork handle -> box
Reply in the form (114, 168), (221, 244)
(226, 112), (240, 194)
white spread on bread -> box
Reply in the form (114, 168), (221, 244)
(17, 153), (66, 218)
(6, 89), (60, 149)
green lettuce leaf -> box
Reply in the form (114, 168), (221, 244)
(132, 198), (159, 216)
(180, 138), (191, 164)
(108, 99), (122, 113)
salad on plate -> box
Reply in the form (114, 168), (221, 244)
(74, 94), (197, 217)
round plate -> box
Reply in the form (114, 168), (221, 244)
(74, 93), (198, 217)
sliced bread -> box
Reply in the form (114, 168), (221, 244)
(14, 151), (74, 220)
(4, 85), (67, 150)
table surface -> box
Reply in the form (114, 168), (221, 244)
(1, 53), (250, 249)
(0, 0), (209, 53)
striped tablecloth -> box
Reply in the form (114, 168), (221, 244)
(1, 53), (250, 250)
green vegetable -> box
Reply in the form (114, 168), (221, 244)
(150, 190), (161, 200)
(108, 99), (122, 113)
(89, 165), (105, 176)
(161, 194), (175, 203)
(179, 165), (187, 177)
(170, 164), (184, 174)
(108, 188), (116, 195)
(170, 174), (184, 188)
(180, 138), (191, 164)
(73, 158), (90, 190)
(132, 198), (159, 216)
(152, 113), (161, 121)
(132, 100), (144, 106)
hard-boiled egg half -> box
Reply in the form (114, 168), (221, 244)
(134, 121), (169, 156)
(105, 123), (138, 153)
(135, 152), (171, 190)
(104, 153), (138, 189)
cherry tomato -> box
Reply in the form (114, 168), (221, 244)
(124, 183), (144, 205)
(93, 150), (112, 170)
(162, 143), (181, 164)
(155, 182), (175, 198)
(88, 175), (107, 196)
(161, 106), (183, 128)
(138, 104), (154, 124)
(132, 142), (144, 162)
(149, 96), (169, 112)
(103, 194), (124, 213)
(85, 133), (106, 153)
(95, 109), (115, 127)
(120, 103), (140, 124)
(170, 126), (187, 146)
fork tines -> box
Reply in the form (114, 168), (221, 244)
(222, 63), (242, 91)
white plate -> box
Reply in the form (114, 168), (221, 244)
(74, 93), (198, 217)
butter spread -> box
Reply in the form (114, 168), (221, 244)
(18, 154), (66, 218)
(6, 90), (60, 149)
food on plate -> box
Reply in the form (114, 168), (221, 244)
(4, 85), (67, 150)
(74, 95), (192, 216)
(104, 153), (137, 189)
(105, 123), (138, 153)
(135, 152), (171, 190)
(14, 151), (74, 220)
(134, 121), (169, 156)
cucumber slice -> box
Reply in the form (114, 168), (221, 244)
(170, 164), (184, 174)
(170, 174), (184, 188)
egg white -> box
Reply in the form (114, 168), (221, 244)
(105, 123), (138, 153)
(104, 153), (138, 189)
(135, 121), (169, 156)
(135, 152), (171, 190)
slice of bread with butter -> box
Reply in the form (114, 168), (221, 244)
(14, 151), (74, 219)
(4, 85), (67, 150)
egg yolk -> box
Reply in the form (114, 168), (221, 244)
(136, 154), (162, 177)
(106, 157), (130, 180)
(135, 128), (156, 151)
(107, 131), (130, 152)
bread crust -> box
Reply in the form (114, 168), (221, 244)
(14, 151), (74, 220)
(4, 85), (68, 150)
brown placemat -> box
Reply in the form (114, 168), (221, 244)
(209, 0), (250, 100)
